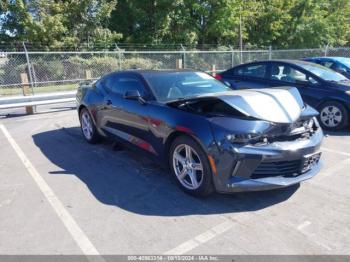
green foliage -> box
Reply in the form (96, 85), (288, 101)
(69, 56), (120, 77)
(122, 57), (163, 70)
(0, 0), (122, 49)
(246, 0), (350, 48)
(1, 0), (350, 49)
(0, 55), (164, 87)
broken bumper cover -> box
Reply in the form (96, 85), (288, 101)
(214, 128), (323, 193)
(225, 161), (321, 192)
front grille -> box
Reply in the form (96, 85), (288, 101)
(251, 159), (302, 179)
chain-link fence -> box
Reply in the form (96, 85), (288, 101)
(0, 46), (348, 96)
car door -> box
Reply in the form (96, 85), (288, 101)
(99, 73), (155, 153)
(267, 62), (323, 108)
(222, 62), (270, 89)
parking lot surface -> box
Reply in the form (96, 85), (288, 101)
(0, 104), (350, 255)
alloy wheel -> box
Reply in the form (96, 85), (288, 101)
(81, 111), (93, 140)
(172, 144), (204, 190)
(320, 105), (343, 128)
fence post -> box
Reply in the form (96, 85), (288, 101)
(269, 45), (272, 60)
(115, 44), (122, 70)
(324, 44), (329, 57)
(229, 45), (234, 67)
(211, 65), (216, 77)
(85, 70), (92, 80)
(20, 73), (34, 114)
(31, 62), (38, 88)
(22, 42), (35, 95)
(239, 41), (243, 64)
(176, 59), (183, 69)
(181, 44), (186, 68)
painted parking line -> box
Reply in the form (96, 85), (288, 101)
(321, 147), (350, 157)
(164, 220), (233, 255)
(0, 124), (100, 257)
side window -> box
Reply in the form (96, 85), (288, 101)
(320, 61), (334, 68)
(330, 62), (347, 72)
(117, 76), (145, 96)
(104, 74), (120, 94)
(104, 74), (146, 96)
(234, 64), (267, 78)
(270, 64), (307, 83)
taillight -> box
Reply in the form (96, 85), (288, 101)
(214, 74), (222, 81)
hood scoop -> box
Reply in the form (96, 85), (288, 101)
(217, 87), (304, 123)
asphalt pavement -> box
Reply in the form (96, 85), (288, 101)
(0, 103), (349, 255)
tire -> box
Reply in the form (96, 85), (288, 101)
(169, 136), (214, 197)
(318, 101), (349, 130)
(79, 107), (102, 144)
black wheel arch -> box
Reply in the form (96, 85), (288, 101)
(78, 105), (99, 126)
(78, 104), (86, 115)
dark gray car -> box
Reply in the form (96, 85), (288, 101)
(77, 70), (323, 196)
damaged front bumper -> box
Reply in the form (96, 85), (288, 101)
(213, 127), (323, 193)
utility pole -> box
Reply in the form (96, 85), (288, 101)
(239, 7), (243, 63)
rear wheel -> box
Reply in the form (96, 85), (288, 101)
(169, 136), (214, 197)
(79, 108), (101, 143)
(318, 101), (348, 130)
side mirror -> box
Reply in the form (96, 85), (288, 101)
(308, 77), (319, 85)
(124, 90), (146, 104)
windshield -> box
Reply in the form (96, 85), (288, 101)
(336, 57), (350, 68)
(142, 71), (231, 102)
(298, 63), (348, 82)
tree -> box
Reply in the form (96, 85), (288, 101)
(109, 0), (174, 44)
(2, 0), (350, 49)
(245, 0), (350, 48)
(0, 0), (122, 49)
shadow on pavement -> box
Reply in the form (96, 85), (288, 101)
(33, 127), (299, 216)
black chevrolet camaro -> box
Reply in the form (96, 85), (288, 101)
(76, 70), (323, 196)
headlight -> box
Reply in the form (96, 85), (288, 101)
(226, 133), (263, 144)
(303, 117), (315, 129)
(313, 116), (320, 127)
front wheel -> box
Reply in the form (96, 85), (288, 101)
(169, 136), (214, 197)
(318, 101), (348, 130)
(79, 108), (102, 143)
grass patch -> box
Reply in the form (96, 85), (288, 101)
(0, 83), (78, 96)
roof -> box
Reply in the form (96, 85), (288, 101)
(99, 69), (202, 79)
(304, 56), (350, 61)
(121, 69), (199, 74)
(233, 59), (316, 66)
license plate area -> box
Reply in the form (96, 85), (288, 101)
(301, 152), (321, 173)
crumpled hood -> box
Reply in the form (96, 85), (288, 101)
(216, 87), (304, 123)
